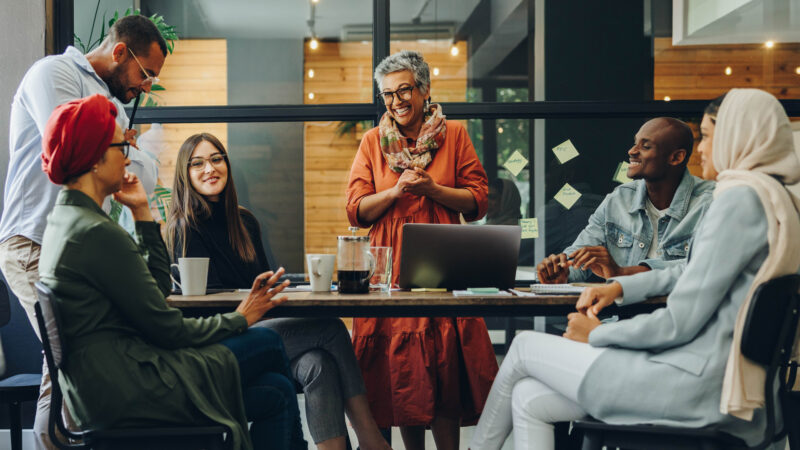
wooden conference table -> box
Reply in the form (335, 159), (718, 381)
(167, 288), (666, 318)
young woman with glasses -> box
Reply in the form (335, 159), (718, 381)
(167, 133), (391, 450)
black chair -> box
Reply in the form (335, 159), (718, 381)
(573, 273), (800, 450)
(34, 282), (232, 449)
(0, 280), (41, 450)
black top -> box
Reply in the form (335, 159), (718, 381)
(174, 202), (270, 289)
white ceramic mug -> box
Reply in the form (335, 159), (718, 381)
(306, 254), (336, 292)
(170, 257), (210, 295)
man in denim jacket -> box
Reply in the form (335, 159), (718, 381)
(537, 117), (715, 283)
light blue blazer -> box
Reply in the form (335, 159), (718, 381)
(577, 185), (782, 445)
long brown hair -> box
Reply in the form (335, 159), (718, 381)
(166, 133), (256, 262)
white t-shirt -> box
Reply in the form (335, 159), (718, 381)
(645, 199), (669, 259)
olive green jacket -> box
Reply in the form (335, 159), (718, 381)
(39, 189), (253, 450)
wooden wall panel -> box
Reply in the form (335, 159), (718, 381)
(653, 37), (800, 177)
(303, 40), (468, 257)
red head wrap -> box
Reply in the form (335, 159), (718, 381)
(41, 94), (118, 184)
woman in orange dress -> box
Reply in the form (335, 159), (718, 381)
(345, 50), (498, 450)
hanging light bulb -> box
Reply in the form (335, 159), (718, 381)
(450, 44), (459, 56)
(796, 66), (800, 75)
(433, 67), (440, 76)
(308, 69), (315, 78)
(311, 0), (320, 3)
(310, 38), (319, 50)
(724, 66), (732, 76)
(765, 40), (775, 48)
(308, 92), (315, 100)
(663, 96), (671, 102)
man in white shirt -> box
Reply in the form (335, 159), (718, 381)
(0, 15), (167, 449)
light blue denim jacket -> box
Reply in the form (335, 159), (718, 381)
(564, 170), (715, 282)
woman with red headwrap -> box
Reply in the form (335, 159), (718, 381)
(37, 94), (306, 450)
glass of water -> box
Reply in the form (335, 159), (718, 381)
(369, 246), (392, 293)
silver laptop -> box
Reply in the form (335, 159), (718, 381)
(397, 223), (521, 290)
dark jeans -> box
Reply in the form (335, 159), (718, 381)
(221, 327), (307, 450)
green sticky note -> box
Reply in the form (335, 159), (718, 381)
(520, 218), (539, 239)
(554, 183), (582, 210)
(613, 161), (633, 184)
(502, 150), (529, 177)
(552, 139), (579, 164)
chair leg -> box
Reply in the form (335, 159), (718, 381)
(8, 401), (22, 450)
(579, 430), (603, 450)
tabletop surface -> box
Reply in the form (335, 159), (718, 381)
(166, 288), (666, 308)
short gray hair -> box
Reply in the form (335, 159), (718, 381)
(374, 50), (430, 95)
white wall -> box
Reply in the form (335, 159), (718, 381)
(0, 1), (45, 213)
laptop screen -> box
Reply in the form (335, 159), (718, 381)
(397, 223), (521, 290)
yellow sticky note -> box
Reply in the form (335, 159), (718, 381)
(502, 150), (529, 177)
(552, 139), (579, 164)
(554, 183), (582, 209)
(613, 161), (633, 184)
(520, 218), (539, 239)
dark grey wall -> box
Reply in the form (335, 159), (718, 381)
(227, 39), (304, 272)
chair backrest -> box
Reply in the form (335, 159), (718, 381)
(739, 273), (800, 447)
(741, 274), (800, 366)
(34, 283), (66, 369)
(34, 282), (84, 449)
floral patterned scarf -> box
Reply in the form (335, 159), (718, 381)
(378, 103), (446, 173)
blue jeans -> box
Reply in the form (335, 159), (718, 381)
(221, 327), (307, 450)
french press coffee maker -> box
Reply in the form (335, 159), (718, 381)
(337, 227), (374, 294)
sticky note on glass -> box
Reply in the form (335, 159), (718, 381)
(613, 162), (633, 184)
(502, 150), (529, 177)
(552, 139), (579, 164)
(520, 218), (539, 239)
(554, 183), (582, 209)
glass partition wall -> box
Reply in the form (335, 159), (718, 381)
(65, 0), (800, 274)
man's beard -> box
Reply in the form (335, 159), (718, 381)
(106, 65), (133, 103)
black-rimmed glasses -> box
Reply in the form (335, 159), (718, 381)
(188, 153), (227, 171)
(377, 84), (418, 105)
(109, 142), (130, 158)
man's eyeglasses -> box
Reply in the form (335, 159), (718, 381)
(128, 47), (160, 87)
(109, 142), (130, 158)
(377, 84), (418, 105)
(188, 153), (227, 171)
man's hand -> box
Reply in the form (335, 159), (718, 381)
(536, 254), (570, 284)
(403, 167), (437, 197)
(123, 128), (139, 149)
(112, 172), (152, 221)
(569, 246), (622, 279)
(563, 311), (601, 343)
(576, 281), (622, 317)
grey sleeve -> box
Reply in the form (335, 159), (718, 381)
(590, 186), (768, 351)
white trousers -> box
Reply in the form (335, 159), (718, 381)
(471, 331), (605, 450)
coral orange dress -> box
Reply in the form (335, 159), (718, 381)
(345, 120), (498, 427)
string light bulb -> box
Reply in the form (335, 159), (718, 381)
(308, 69), (315, 78)
(433, 67), (440, 76)
(311, 0), (319, 3)
(663, 96), (671, 102)
(309, 38), (319, 50)
(795, 66), (800, 75)
(765, 40), (775, 48)
(450, 45), (459, 56)
(724, 66), (732, 76)
(308, 92), (315, 100)
(497, 127), (504, 134)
